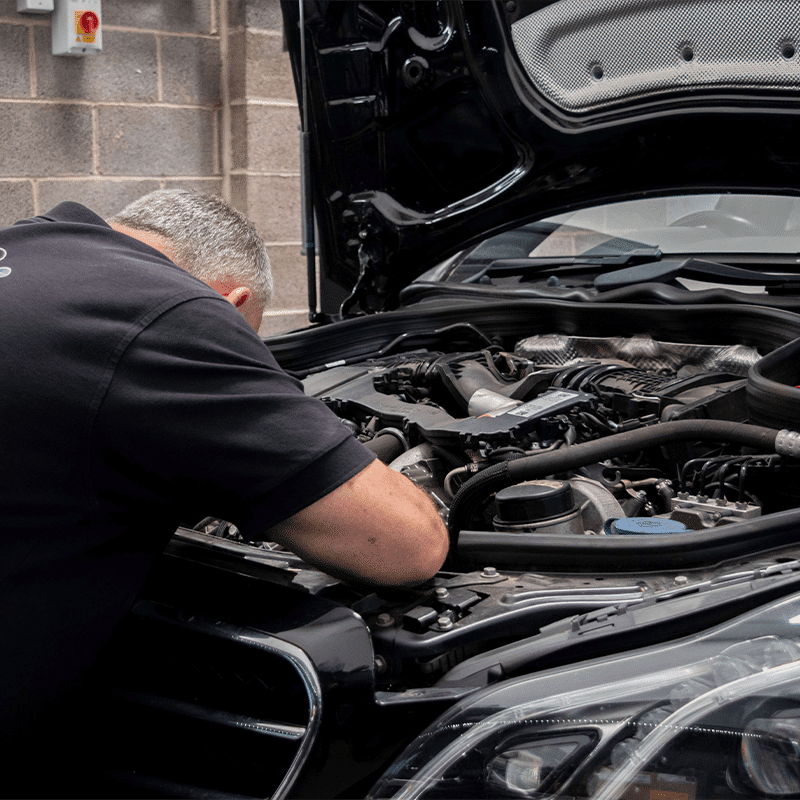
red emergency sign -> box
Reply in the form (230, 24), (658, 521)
(76, 10), (99, 35)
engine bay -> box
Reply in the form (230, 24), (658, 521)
(303, 331), (795, 538)
(185, 322), (800, 692)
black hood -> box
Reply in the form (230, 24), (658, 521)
(282, 0), (800, 311)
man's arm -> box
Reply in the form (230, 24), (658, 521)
(265, 459), (449, 587)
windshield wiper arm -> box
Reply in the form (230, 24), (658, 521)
(595, 257), (800, 291)
(462, 247), (662, 284)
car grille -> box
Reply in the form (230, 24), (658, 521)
(102, 600), (321, 799)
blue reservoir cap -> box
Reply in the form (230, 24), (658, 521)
(611, 517), (689, 535)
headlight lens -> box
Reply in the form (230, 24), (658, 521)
(741, 713), (800, 795)
(368, 632), (800, 800)
(485, 734), (595, 797)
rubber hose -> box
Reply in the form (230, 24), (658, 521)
(447, 420), (782, 551)
(363, 431), (407, 464)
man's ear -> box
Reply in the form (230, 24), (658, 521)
(204, 280), (250, 307)
(205, 280), (263, 331)
(225, 286), (251, 309)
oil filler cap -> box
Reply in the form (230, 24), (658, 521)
(610, 518), (689, 535)
(495, 480), (576, 524)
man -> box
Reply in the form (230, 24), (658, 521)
(0, 190), (447, 795)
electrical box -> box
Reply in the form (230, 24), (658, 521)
(17, 0), (54, 12)
(52, 0), (101, 56)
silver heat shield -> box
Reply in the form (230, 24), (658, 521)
(515, 333), (761, 375)
(511, 0), (800, 113)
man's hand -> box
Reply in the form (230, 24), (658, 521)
(266, 460), (449, 587)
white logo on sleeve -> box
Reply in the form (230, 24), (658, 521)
(0, 248), (10, 276)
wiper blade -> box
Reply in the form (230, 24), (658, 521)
(595, 257), (800, 291)
(462, 247), (662, 284)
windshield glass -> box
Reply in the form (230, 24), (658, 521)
(427, 193), (800, 289)
(536, 194), (800, 258)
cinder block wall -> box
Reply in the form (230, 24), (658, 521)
(228, 0), (308, 335)
(0, 0), (306, 336)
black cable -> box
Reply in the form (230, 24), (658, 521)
(699, 453), (746, 495)
(680, 453), (731, 492)
(709, 456), (750, 498)
(738, 458), (755, 502)
(486, 446), (529, 460)
(579, 410), (616, 433)
(704, 479), (761, 507)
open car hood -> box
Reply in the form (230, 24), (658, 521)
(281, 0), (800, 310)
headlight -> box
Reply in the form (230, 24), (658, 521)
(484, 733), (597, 796)
(741, 713), (800, 796)
(368, 593), (800, 800)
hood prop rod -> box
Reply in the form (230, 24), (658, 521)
(299, 0), (321, 324)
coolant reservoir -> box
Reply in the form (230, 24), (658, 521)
(607, 517), (689, 535)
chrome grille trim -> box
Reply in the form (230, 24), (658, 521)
(117, 692), (307, 740)
(132, 600), (323, 800)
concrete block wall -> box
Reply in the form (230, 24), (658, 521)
(228, 0), (308, 335)
(0, 0), (307, 336)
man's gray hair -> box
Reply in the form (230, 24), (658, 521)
(109, 189), (273, 306)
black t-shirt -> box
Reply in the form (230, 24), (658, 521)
(0, 203), (373, 777)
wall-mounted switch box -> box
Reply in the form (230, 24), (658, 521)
(17, 0), (54, 12)
(52, 0), (101, 56)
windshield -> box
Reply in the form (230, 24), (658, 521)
(427, 194), (800, 290)
(538, 194), (800, 258)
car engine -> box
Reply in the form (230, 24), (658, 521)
(303, 331), (789, 535)
(192, 329), (800, 691)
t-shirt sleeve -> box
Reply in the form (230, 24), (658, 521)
(91, 296), (375, 536)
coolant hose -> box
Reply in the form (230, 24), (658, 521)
(447, 420), (800, 551)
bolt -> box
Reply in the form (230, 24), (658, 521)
(437, 615), (454, 631)
(505, 1), (516, 11)
(375, 613), (394, 627)
(374, 656), (387, 674)
(674, 575), (689, 585)
(481, 566), (498, 578)
(434, 587), (449, 599)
